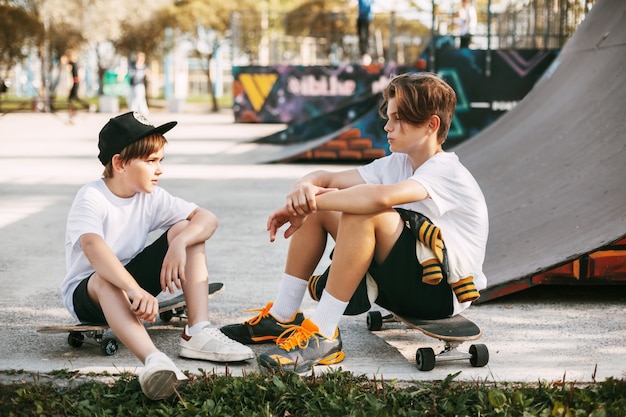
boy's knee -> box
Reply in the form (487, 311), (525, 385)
(167, 220), (191, 242)
(341, 209), (393, 222)
(87, 273), (119, 298)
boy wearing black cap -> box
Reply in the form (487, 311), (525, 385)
(61, 111), (253, 400)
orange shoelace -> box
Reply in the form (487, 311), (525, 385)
(277, 324), (319, 352)
(244, 302), (274, 326)
(244, 302), (296, 343)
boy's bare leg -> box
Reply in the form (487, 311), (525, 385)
(256, 209), (404, 372)
(323, 209), (404, 302)
(283, 210), (341, 280)
(169, 221), (254, 361)
(180, 241), (209, 326)
(88, 275), (158, 363)
(280, 208), (403, 298)
(166, 220), (210, 326)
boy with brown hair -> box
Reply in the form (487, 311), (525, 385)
(61, 112), (253, 400)
(221, 72), (488, 373)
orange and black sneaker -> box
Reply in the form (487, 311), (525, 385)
(258, 318), (344, 373)
(219, 302), (304, 344)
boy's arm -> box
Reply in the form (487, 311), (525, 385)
(287, 168), (364, 215)
(160, 207), (218, 293)
(314, 179), (429, 214)
(268, 179), (429, 241)
(79, 233), (159, 322)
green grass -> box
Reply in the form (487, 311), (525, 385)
(1, 369), (624, 416)
(0, 93), (231, 114)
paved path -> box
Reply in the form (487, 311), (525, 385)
(1, 111), (624, 384)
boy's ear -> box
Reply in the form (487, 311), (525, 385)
(111, 154), (124, 172)
(428, 115), (441, 132)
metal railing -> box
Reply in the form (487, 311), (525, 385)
(230, 2), (593, 66)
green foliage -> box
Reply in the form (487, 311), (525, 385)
(1, 369), (625, 416)
(0, 4), (44, 75)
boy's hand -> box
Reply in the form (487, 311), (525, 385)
(160, 242), (187, 293)
(127, 287), (159, 323)
(267, 206), (306, 242)
(287, 182), (337, 216)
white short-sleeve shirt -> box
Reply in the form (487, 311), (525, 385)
(62, 179), (197, 320)
(358, 152), (489, 314)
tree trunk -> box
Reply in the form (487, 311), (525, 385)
(205, 66), (219, 113)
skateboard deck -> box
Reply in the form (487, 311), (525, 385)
(37, 282), (224, 356)
(158, 282), (224, 322)
(367, 310), (489, 371)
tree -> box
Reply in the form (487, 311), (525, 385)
(0, 4), (44, 83)
(31, 0), (170, 96)
(155, 0), (260, 112)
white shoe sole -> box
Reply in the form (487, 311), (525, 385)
(140, 369), (184, 400)
(179, 345), (254, 362)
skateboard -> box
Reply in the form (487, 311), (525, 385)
(37, 282), (224, 356)
(366, 311), (489, 371)
(158, 282), (224, 322)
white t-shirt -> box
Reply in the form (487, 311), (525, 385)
(357, 152), (489, 315)
(457, 5), (477, 35)
(62, 179), (198, 320)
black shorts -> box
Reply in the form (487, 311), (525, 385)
(72, 232), (169, 324)
(317, 215), (453, 319)
(369, 225), (453, 319)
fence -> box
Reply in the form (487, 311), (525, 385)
(230, 1), (593, 66)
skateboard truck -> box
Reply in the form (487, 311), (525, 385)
(415, 340), (489, 372)
(65, 326), (119, 356)
(367, 311), (489, 371)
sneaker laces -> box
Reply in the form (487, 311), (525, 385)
(277, 324), (319, 352)
(244, 302), (274, 326)
(200, 326), (243, 346)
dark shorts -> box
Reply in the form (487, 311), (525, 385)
(317, 211), (453, 319)
(369, 225), (453, 319)
(72, 232), (169, 324)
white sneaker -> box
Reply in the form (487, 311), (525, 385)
(139, 355), (187, 400)
(179, 325), (255, 362)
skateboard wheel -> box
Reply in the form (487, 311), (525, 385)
(469, 343), (489, 367)
(67, 331), (84, 348)
(367, 311), (383, 331)
(160, 310), (174, 322)
(101, 338), (118, 356)
(416, 347), (436, 371)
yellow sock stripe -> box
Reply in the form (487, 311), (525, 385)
(308, 275), (321, 301)
(451, 276), (480, 302)
(456, 290), (480, 303)
(421, 259), (444, 285)
(418, 222), (434, 246)
(418, 221), (444, 263)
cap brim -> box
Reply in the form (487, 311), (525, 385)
(151, 121), (177, 137)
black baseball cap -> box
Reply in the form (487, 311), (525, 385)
(97, 111), (177, 165)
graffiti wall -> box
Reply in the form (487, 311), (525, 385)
(232, 63), (412, 124)
(435, 48), (558, 147)
(233, 49), (558, 161)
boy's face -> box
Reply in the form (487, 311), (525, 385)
(384, 98), (431, 154)
(119, 148), (164, 195)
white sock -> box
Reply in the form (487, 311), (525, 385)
(144, 351), (168, 365)
(310, 289), (348, 339)
(187, 321), (211, 336)
(269, 273), (308, 322)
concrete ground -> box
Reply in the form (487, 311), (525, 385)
(1, 110), (624, 384)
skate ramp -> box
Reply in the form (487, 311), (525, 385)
(208, 98), (378, 164)
(453, 0), (626, 299)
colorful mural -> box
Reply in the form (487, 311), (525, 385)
(233, 49), (558, 161)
